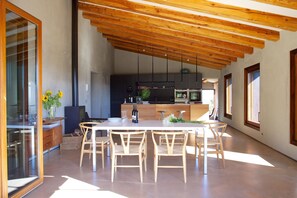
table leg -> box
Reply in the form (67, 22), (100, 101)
(203, 127), (207, 175)
(107, 129), (110, 157)
(92, 127), (96, 172)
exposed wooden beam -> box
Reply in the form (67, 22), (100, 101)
(94, 22), (244, 58)
(6, 41), (36, 57)
(110, 40), (224, 65)
(107, 36), (232, 64)
(97, 25), (241, 60)
(88, 14), (253, 54)
(99, 27), (237, 62)
(78, 1), (279, 41)
(6, 29), (35, 45)
(114, 45), (224, 70)
(107, 36), (231, 65)
(82, 8), (265, 48)
(254, 0), (297, 10)
(146, 0), (297, 31)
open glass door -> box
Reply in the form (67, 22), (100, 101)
(1, 2), (43, 197)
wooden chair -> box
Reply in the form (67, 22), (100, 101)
(195, 122), (227, 167)
(109, 130), (147, 183)
(79, 122), (109, 168)
(151, 130), (188, 183)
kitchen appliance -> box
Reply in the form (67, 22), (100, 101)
(174, 89), (188, 103)
(189, 89), (202, 103)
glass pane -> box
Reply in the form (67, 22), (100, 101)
(202, 89), (215, 114)
(248, 70), (260, 123)
(226, 78), (232, 115)
(6, 10), (39, 196)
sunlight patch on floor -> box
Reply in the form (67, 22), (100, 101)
(49, 176), (127, 198)
(186, 146), (274, 167)
(223, 150), (274, 167)
(8, 176), (38, 194)
(50, 190), (127, 198)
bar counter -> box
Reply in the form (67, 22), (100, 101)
(121, 103), (209, 121)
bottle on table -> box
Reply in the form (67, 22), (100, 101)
(132, 104), (139, 123)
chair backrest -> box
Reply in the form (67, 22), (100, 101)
(152, 131), (188, 154)
(110, 130), (146, 154)
(208, 122), (227, 139)
(79, 122), (99, 141)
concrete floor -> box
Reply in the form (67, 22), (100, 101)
(25, 127), (297, 198)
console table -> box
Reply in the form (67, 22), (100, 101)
(43, 117), (64, 151)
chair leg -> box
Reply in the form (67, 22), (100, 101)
(111, 154), (115, 182)
(79, 144), (85, 167)
(221, 151), (225, 168)
(89, 145), (92, 159)
(144, 152), (147, 172)
(154, 154), (158, 182)
(101, 143), (104, 169)
(115, 156), (118, 172)
(183, 153), (187, 183)
(144, 138), (147, 172)
(139, 154), (143, 183)
(220, 142), (225, 168)
(216, 145), (219, 160)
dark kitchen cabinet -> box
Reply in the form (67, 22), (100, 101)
(188, 73), (202, 89)
(174, 73), (202, 89)
(110, 73), (202, 116)
(174, 73), (188, 89)
(110, 75), (137, 117)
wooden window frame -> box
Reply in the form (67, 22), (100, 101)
(244, 63), (260, 130)
(290, 49), (297, 146)
(224, 73), (232, 119)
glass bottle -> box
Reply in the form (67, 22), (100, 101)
(132, 104), (138, 123)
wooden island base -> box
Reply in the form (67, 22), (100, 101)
(121, 104), (209, 121)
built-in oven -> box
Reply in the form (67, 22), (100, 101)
(174, 89), (188, 103)
(189, 89), (202, 103)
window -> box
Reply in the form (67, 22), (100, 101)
(290, 49), (297, 146)
(244, 64), (260, 130)
(224, 74), (232, 119)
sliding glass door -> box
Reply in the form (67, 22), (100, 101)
(1, 1), (43, 197)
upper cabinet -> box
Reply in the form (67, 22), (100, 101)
(175, 73), (202, 89)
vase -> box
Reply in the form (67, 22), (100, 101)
(47, 106), (56, 119)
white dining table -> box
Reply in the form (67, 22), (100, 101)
(91, 119), (209, 174)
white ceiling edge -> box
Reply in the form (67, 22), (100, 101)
(210, 0), (297, 18)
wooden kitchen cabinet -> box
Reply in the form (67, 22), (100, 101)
(43, 117), (63, 151)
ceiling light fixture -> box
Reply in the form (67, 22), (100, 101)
(196, 55), (198, 82)
(166, 50), (169, 82)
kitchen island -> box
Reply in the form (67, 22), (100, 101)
(121, 103), (209, 121)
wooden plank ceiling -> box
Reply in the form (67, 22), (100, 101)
(78, 0), (297, 70)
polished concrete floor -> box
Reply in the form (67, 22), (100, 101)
(25, 127), (297, 198)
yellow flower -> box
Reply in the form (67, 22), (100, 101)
(46, 90), (52, 96)
(42, 90), (63, 111)
(42, 95), (48, 102)
(58, 90), (63, 98)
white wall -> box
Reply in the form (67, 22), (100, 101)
(114, 49), (220, 79)
(9, 0), (72, 118)
(8, 0), (114, 122)
(78, 10), (113, 117)
(219, 30), (297, 160)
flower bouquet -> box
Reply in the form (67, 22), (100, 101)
(42, 90), (63, 118)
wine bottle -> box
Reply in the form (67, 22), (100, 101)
(132, 104), (138, 123)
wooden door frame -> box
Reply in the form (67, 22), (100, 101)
(0, 1), (43, 197)
(290, 48), (297, 146)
